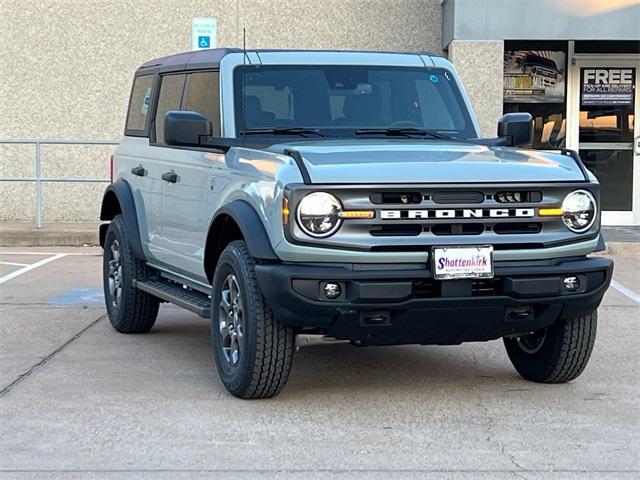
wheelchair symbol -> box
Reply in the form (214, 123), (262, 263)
(198, 36), (211, 48)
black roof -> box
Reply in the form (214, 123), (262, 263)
(136, 48), (441, 75)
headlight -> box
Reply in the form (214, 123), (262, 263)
(562, 190), (597, 233)
(296, 192), (342, 237)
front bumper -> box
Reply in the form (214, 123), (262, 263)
(255, 256), (613, 346)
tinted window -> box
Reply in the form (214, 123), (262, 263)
(126, 75), (153, 133)
(233, 66), (475, 137)
(184, 71), (221, 136)
(154, 74), (186, 144)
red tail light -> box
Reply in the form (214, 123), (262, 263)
(109, 154), (114, 183)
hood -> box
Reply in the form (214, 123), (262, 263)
(268, 139), (586, 184)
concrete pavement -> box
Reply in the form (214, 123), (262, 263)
(0, 248), (638, 479)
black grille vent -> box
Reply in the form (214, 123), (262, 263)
(411, 279), (503, 298)
(369, 192), (422, 204)
(430, 223), (484, 236)
(494, 191), (542, 203)
(370, 224), (422, 236)
(493, 222), (542, 235)
(432, 191), (484, 204)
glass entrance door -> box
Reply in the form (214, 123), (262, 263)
(570, 57), (640, 225)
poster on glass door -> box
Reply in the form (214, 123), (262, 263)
(581, 67), (635, 106)
(504, 50), (566, 103)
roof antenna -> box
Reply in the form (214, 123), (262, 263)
(241, 27), (248, 138)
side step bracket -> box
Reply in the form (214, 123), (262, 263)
(134, 278), (211, 318)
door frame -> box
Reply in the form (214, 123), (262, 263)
(567, 53), (640, 226)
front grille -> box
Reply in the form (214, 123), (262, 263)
(287, 183), (595, 252)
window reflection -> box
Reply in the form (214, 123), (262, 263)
(579, 106), (634, 143)
(503, 103), (566, 149)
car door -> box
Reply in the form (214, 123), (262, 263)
(152, 71), (222, 282)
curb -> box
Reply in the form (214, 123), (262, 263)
(0, 224), (99, 247)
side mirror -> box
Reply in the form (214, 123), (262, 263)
(164, 111), (212, 147)
(497, 112), (533, 147)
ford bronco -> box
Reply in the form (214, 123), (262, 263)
(100, 49), (613, 398)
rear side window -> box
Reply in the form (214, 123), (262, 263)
(125, 75), (153, 133)
(184, 71), (221, 136)
(154, 74), (187, 144)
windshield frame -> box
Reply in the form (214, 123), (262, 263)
(232, 64), (478, 140)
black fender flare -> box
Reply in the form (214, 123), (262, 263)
(99, 179), (146, 260)
(204, 200), (278, 280)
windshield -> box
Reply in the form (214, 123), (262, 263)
(233, 65), (476, 138)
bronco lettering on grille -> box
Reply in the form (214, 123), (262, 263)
(380, 208), (535, 220)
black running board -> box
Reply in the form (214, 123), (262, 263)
(134, 278), (211, 318)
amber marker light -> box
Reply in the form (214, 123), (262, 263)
(338, 210), (375, 219)
(538, 207), (564, 216)
(282, 197), (290, 224)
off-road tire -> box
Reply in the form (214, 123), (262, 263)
(103, 214), (159, 333)
(504, 311), (597, 383)
(211, 240), (295, 399)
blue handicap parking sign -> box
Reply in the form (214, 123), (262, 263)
(198, 36), (211, 48)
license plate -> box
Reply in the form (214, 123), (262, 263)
(432, 246), (494, 280)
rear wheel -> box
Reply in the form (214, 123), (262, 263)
(504, 311), (597, 383)
(211, 240), (295, 399)
(103, 214), (159, 333)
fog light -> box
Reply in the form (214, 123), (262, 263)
(563, 276), (580, 292)
(324, 282), (342, 299)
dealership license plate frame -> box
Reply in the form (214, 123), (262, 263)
(432, 245), (494, 280)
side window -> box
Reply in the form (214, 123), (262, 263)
(154, 74), (187, 144)
(184, 71), (221, 136)
(125, 75), (153, 134)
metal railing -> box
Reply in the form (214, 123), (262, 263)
(0, 139), (119, 228)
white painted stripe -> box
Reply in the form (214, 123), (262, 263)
(0, 261), (29, 267)
(0, 253), (67, 285)
(0, 251), (97, 256)
(611, 279), (640, 304)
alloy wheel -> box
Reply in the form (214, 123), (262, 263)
(107, 240), (123, 309)
(219, 274), (244, 366)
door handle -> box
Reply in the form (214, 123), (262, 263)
(131, 165), (146, 177)
(161, 170), (178, 183)
(635, 136), (640, 156)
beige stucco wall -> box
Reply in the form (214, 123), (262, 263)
(447, 40), (504, 138)
(0, 0), (443, 223)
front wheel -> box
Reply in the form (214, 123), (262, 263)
(504, 311), (597, 383)
(211, 241), (295, 399)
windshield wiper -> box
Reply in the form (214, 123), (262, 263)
(242, 128), (326, 137)
(355, 128), (454, 140)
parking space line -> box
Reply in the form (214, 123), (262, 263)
(611, 279), (640, 304)
(0, 261), (29, 267)
(0, 251), (98, 256)
(0, 253), (67, 285)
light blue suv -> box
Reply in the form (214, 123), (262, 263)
(100, 49), (613, 398)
